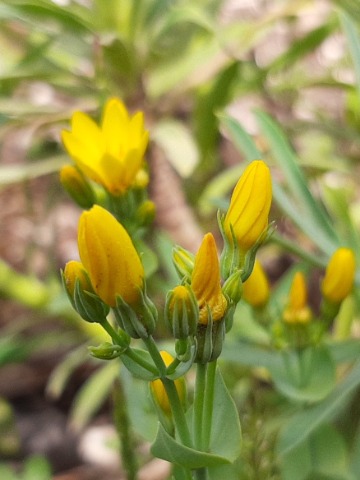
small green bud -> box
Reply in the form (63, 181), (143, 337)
(172, 245), (195, 281)
(222, 270), (243, 305)
(89, 340), (129, 360)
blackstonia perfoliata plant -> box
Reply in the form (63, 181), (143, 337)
(60, 98), (273, 479)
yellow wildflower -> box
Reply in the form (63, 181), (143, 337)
(62, 98), (149, 195)
(78, 205), (144, 307)
(224, 160), (272, 252)
(322, 248), (356, 304)
(243, 259), (270, 308)
(191, 233), (227, 325)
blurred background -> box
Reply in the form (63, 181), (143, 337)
(1, 0), (360, 479)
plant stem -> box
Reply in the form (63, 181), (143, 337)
(113, 376), (138, 480)
(143, 336), (193, 448)
(193, 362), (207, 450)
(202, 360), (217, 451)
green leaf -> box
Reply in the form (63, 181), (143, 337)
(269, 345), (336, 404)
(151, 423), (231, 469)
(151, 367), (241, 469)
(23, 455), (52, 480)
(255, 110), (339, 253)
(281, 424), (354, 480)
(278, 358), (360, 455)
(121, 348), (158, 381)
(208, 367), (242, 462)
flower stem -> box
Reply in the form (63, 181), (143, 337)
(142, 337), (193, 448)
(113, 376), (138, 480)
(202, 360), (217, 451)
(193, 362), (207, 450)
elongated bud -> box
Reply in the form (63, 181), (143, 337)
(165, 285), (199, 339)
(172, 246), (195, 281)
(78, 205), (144, 307)
(242, 260), (270, 308)
(60, 165), (95, 209)
(150, 351), (186, 416)
(283, 272), (312, 324)
(321, 248), (355, 304)
(223, 160), (272, 253)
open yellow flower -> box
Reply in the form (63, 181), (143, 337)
(243, 259), (270, 308)
(224, 160), (272, 252)
(283, 271), (312, 324)
(78, 205), (144, 307)
(62, 98), (149, 195)
(191, 233), (227, 325)
(322, 248), (355, 304)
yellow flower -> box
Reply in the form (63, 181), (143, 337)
(191, 233), (227, 325)
(78, 205), (144, 307)
(62, 98), (149, 195)
(224, 160), (272, 252)
(243, 260), (270, 308)
(150, 351), (186, 415)
(283, 272), (312, 324)
(322, 248), (356, 304)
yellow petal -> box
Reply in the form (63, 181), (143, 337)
(78, 205), (144, 306)
(243, 259), (270, 308)
(102, 98), (129, 158)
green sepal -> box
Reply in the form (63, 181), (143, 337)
(121, 347), (158, 381)
(113, 296), (147, 339)
(195, 312), (225, 364)
(89, 342), (129, 360)
(73, 280), (109, 323)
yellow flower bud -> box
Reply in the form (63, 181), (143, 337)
(62, 98), (149, 195)
(150, 351), (186, 415)
(165, 285), (199, 338)
(78, 205), (144, 307)
(321, 248), (356, 304)
(283, 272), (312, 324)
(63, 260), (92, 297)
(224, 160), (272, 252)
(243, 260), (270, 308)
(60, 164), (95, 209)
(191, 233), (227, 325)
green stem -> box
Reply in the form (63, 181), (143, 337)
(143, 336), (193, 448)
(162, 378), (193, 448)
(193, 363), (207, 450)
(113, 377), (138, 480)
(100, 319), (158, 375)
(202, 360), (217, 452)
